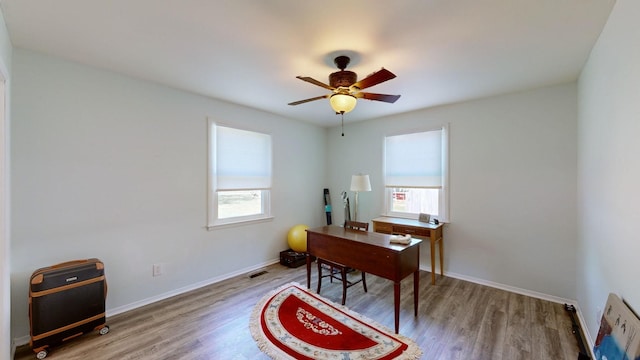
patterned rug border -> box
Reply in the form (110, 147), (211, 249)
(250, 281), (422, 360)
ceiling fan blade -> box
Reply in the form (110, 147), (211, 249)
(296, 76), (335, 91)
(288, 94), (330, 106)
(351, 68), (397, 90)
(355, 92), (401, 103)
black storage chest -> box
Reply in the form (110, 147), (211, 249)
(29, 258), (109, 359)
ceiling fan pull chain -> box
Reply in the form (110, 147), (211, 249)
(341, 112), (345, 136)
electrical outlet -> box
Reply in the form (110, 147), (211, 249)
(153, 264), (162, 277)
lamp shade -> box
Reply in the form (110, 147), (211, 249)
(329, 94), (357, 113)
(350, 174), (371, 192)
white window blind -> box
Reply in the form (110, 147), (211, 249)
(208, 122), (273, 228)
(383, 126), (449, 222)
(384, 129), (444, 188)
(214, 125), (272, 191)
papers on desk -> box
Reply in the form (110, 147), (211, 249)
(389, 234), (412, 244)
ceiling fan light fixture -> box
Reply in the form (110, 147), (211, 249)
(329, 93), (357, 114)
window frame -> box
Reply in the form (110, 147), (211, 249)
(383, 125), (449, 222)
(207, 120), (273, 229)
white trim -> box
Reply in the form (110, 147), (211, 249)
(575, 303), (596, 359)
(440, 124), (449, 222)
(0, 60), (10, 360)
(206, 118), (215, 229)
(437, 268), (594, 356)
(107, 258), (279, 317)
(12, 336), (29, 354)
(441, 268), (577, 305)
(382, 124), (449, 222)
(207, 119), (273, 228)
(206, 215), (274, 230)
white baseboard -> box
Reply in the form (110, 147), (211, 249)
(13, 335), (29, 351)
(574, 303), (595, 359)
(106, 258), (279, 318)
(437, 268), (594, 357)
(11, 339), (17, 360)
(441, 268), (577, 305)
(12, 258), (280, 349)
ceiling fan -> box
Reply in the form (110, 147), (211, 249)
(288, 55), (401, 114)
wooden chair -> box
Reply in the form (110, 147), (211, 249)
(317, 220), (369, 305)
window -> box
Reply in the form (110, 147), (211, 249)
(208, 121), (272, 228)
(384, 126), (448, 222)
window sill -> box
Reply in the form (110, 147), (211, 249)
(206, 216), (274, 231)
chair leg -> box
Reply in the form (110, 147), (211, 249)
(341, 268), (347, 305)
(317, 261), (323, 294)
(362, 272), (367, 293)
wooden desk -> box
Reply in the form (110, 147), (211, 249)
(372, 216), (444, 285)
(305, 226), (422, 334)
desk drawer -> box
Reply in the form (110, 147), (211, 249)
(372, 222), (393, 234)
(392, 225), (430, 237)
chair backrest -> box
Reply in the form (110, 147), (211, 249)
(344, 220), (369, 231)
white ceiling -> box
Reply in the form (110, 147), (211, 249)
(0, 0), (615, 126)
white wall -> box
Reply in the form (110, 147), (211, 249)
(0, 6), (12, 360)
(13, 7), (636, 350)
(327, 83), (578, 300)
(10, 49), (327, 341)
(577, 0), (640, 345)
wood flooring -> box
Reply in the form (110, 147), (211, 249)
(14, 262), (582, 359)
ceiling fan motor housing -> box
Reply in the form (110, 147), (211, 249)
(329, 70), (357, 88)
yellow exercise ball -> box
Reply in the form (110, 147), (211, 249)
(287, 224), (309, 252)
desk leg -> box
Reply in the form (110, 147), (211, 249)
(394, 282), (400, 334)
(306, 253), (311, 289)
(414, 270), (419, 317)
(439, 238), (444, 277)
(430, 238), (436, 285)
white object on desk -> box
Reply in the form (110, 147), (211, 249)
(390, 234), (412, 244)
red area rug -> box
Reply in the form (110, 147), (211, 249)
(250, 282), (422, 360)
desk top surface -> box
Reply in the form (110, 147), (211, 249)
(306, 225), (421, 251)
